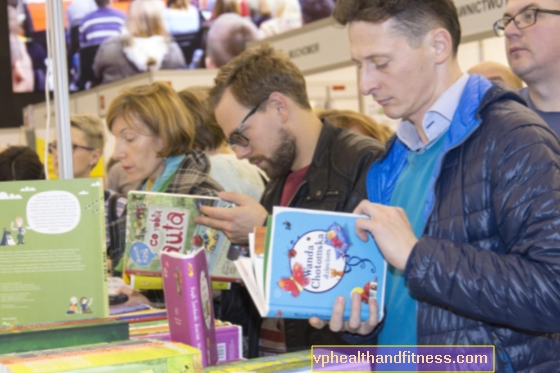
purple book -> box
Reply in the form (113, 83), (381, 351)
(162, 249), (218, 367)
(215, 323), (243, 364)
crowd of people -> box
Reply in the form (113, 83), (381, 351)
(8, 0), (337, 92)
(3, 0), (560, 371)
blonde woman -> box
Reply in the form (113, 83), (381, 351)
(259, 0), (302, 38)
(93, 0), (186, 84)
(163, 0), (203, 35)
(107, 82), (222, 281)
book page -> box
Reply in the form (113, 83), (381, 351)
(0, 179), (108, 326)
(233, 257), (268, 317)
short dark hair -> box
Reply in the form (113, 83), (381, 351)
(95, 0), (110, 8)
(333, 0), (461, 56)
(209, 43), (311, 111)
(0, 146), (44, 181)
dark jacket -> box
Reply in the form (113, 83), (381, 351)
(368, 75), (560, 373)
(261, 119), (385, 351)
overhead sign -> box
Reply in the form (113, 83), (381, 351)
(455, 0), (508, 40)
(252, 18), (352, 75)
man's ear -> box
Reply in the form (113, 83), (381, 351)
(267, 92), (290, 123)
(431, 28), (453, 65)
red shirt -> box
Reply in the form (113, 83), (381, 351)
(279, 166), (310, 207)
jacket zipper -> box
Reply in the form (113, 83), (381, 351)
(492, 332), (515, 373)
(415, 124), (482, 340)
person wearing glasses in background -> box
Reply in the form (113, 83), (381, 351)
(495, 0), (560, 135)
(49, 114), (127, 272)
(194, 43), (385, 357)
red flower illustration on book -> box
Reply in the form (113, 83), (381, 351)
(278, 262), (310, 297)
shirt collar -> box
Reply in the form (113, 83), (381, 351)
(396, 73), (470, 152)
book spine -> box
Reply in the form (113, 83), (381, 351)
(0, 321), (129, 355)
(97, 180), (110, 318)
(209, 275), (242, 283)
(125, 269), (162, 277)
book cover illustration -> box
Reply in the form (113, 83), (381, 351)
(162, 249), (218, 367)
(125, 191), (239, 282)
(239, 207), (386, 322)
(0, 179), (108, 327)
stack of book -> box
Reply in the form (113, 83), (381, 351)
(0, 339), (202, 372)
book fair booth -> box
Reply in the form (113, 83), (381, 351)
(0, 0), (511, 371)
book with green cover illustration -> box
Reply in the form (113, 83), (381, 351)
(124, 191), (240, 282)
(0, 318), (129, 354)
(0, 179), (108, 326)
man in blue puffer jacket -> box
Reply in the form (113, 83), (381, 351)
(310, 0), (560, 371)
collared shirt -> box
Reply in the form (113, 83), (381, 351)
(396, 73), (470, 152)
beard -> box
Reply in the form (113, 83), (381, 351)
(249, 128), (296, 180)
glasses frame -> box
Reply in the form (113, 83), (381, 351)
(226, 101), (265, 148)
(48, 142), (96, 154)
(494, 7), (560, 36)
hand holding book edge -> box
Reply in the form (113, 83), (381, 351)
(194, 191), (268, 245)
(354, 200), (418, 271)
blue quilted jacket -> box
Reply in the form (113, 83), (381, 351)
(367, 75), (560, 372)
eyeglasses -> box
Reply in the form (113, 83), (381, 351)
(48, 141), (96, 154)
(226, 102), (264, 148)
(494, 8), (560, 36)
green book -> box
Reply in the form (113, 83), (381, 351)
(0, 319), (129, 354)
(0, 339), (202, 373)
(0, 179), (109, 326)
(124, 191), (240, 283)
(204, 350), (311, 373)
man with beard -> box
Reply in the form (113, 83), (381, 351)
(195, 43), (384, 356)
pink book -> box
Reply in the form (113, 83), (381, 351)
(215, 323), (243, 364)
(161, 249), (218, 367)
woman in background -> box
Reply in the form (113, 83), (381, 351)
(48, 114), (127, 266)
(164, 0), (203, 35)
(0, 146), (44, 181)
(93, 0), (186, 84)
(259, 0), (302, 38)
(318, 109), (393, 144)
(211, 0), (241, 19)
(106, 82), (222, 302)
(178, 87), (266, 201)
(106, 82), (222, 198)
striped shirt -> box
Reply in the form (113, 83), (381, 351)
(79, 7), (125, 47)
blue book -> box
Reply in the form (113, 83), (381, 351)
(235, 207), (386, 322)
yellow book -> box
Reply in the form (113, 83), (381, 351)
(131, 274), (164, 290)
(211, 281), (231, 290)
(0, 340), (202, 373)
